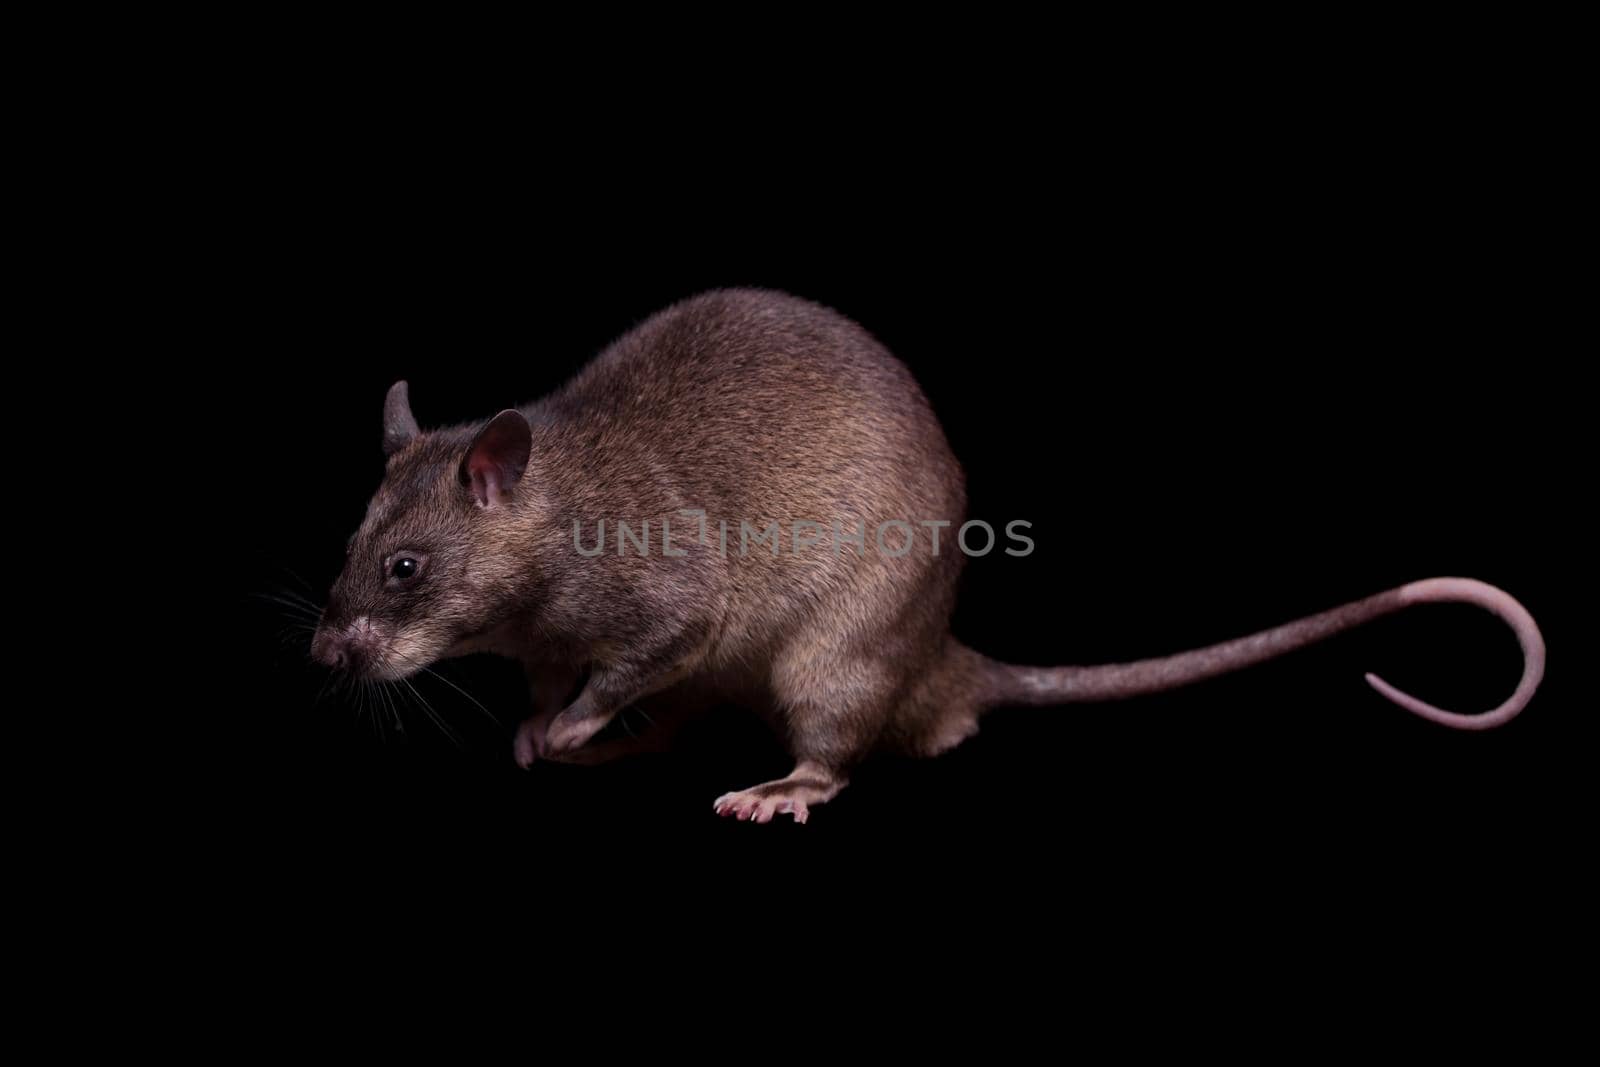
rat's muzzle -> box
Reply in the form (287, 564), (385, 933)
(311, 615), (388, 675)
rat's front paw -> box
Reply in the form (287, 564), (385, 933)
(513, 713), (552, 769)
(542, 708), (605, 758)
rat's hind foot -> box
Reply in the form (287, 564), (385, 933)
(714, 789), (810, 824)
(713, 762), (845, 825)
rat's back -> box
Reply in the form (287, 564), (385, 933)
(534, 289), (965, 546)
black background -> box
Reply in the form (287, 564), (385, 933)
(203, 81), (1581, 944)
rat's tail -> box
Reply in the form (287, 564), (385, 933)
(982, 578), (1543, 730)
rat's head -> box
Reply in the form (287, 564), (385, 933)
(311, 381), (538, 680)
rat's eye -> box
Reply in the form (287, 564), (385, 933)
(383, 550), (429, 586)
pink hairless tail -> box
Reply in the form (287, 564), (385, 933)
(987, 577), (1545, 729)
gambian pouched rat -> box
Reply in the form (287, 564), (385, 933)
(310, 289), (1545, 823)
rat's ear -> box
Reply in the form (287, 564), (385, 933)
(383, 381), (420, 456)
(460, 409), (532, 507)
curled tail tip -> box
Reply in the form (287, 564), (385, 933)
(1366, 578), (1545, 731)
(1364, 670), (1519, 731)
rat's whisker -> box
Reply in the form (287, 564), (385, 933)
(402, 677), (461, 746)
(377, 681), (400, 739)
(363, 684), (382, 740)
(377, 654), (448, 739)
(274, 566), (318, 595)
(276, 590), (323, 614)
(388, 681), (425, 739)
(417, 666), (498, 724)
(256, 585), (324, 612)
(391, 650), (499, 725)
(255, 593), (325, 625)
(366, 681), (386, 740)
(396, 674), (452, 744)
(312, 668), (342, 708)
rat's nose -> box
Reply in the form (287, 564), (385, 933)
(311, 628), (350, 671)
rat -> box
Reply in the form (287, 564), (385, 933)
(310, 288), (1545, 823)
